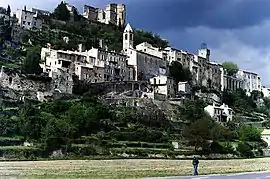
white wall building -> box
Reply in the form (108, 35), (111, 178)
(41, 44), (128, 83)
(204, 103), (233, 123)
(178, 82), (191, 93)
(220, 67), (244, 92)
(16, 7), (42, 29)
(136, 42), (167, 60)
(123, 24), (167, 81)
(262, 87), (270, 98)
(237, 69), (262, 92)
(149, 75), (175, 97)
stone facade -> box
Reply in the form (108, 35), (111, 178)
(16, 6), (42, 29)
(220, 68), (244, 92)
(0, 67), (51, 92)
(83, 3), (126, 27)
(164, 44), (221, 91)
(149, 75), (175, 98)
(123, 24), (167, 81)
(237, 69), (262, 92)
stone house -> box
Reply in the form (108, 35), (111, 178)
(204, 103), (233, 123)
(237, 69), (262, 93)
(220, 67), (244, 92)
(149, 75), (175, 98)
(123, 24), (167, 81)
(15, 6), (42, 29)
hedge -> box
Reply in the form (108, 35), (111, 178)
(110, 147), (194, 158)
(0, 137), (24, 146)
(0, 146), (44, 160)
(106, 141), (173, 149)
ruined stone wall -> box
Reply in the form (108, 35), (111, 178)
(0, 70), (51, 92)
(72, 80), (148, 95)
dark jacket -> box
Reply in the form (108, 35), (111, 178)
(192, 157), (199, 165)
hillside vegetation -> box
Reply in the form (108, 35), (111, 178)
(0, 2), (269, 160)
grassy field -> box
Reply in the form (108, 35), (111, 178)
(0, 158), (270, 178)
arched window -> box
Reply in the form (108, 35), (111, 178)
(125, 34), (128, 40)
(130, 34), (133, 40)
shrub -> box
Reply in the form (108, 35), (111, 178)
(236, 142), (254, 158)
(0, 146), (43, 159)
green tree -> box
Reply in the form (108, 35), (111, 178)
(238, 125), (262, 142)
(178, 99), (207, 123)
(22, 51), (42, 75)
(222, 61), (239, 76)
(183, 118), (212, 151)
(169, 61), (192, 84)
(6, 5), (11, 17)
(52, 1), (70, 21)
(41, 117), (74, 152)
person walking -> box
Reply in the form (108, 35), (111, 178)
(192, 156), (199, 175)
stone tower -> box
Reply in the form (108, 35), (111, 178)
(198, 43), (210, 61)
(123, 23), (133, 51)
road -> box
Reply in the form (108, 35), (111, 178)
(142, 171), (270, 179)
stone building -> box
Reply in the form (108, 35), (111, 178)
(164, 44), (221, 91)
(237, 69), (262, 93)
(15, 6), (42, 29)
(194, 45), (222, 91)
(204, 103), (233, 123)
(40, 44), (128, 85)
(262, 87), (270, 98)
(149, 75), (175, 98)
(83, 3), (126, 27)
(123, 24), (167, 81)
(31, 8), (50, 16)
(87, 47), (128, 82)
(220, 67), (244, 92)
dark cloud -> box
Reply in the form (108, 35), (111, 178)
(126, 0), (270, 31)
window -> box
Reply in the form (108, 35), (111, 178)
(22, 21), (26, 25)
(34, 22), (36, 26)
(125, 34), (128, 40)
(28, 22), (31, 26)
(25, 16), (27, 19)
(130, 34), (133, 40)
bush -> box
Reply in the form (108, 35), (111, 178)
(0, 137), (24, 146)
(210, 141), (235, 154)
(0, 146), (43, 159)
(236, 142), (254, 158)
(69, 144), (109, 156)
(239, 125), (262, 142)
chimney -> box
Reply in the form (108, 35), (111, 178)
(99, 39), (104, 49)
(78, 44), (85, 52)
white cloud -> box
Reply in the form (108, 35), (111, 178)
(161, 21), (270, 86)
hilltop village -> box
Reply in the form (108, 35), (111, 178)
(0, 1), (269, 160)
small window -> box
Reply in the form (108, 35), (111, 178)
(130, 34), (133, 40)
(25, 16), (27, 19)
(125, 34), (128, 40)
(22, 21), (26, 25)
(28, 22), (31, 26)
